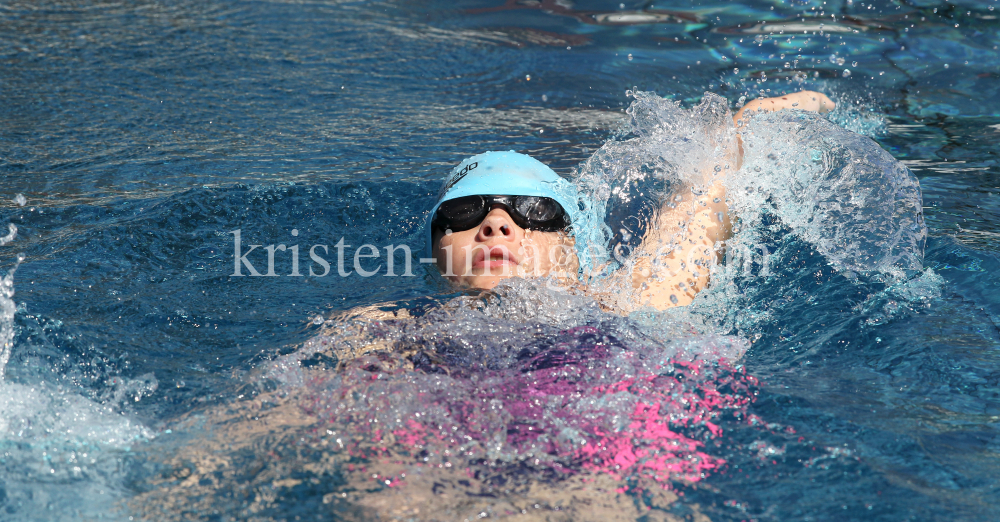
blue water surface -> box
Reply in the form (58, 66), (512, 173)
(0, 0), (999, 520)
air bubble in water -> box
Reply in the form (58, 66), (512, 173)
(14, 194), (26, 207)
(627, 54), (633, 61)
(842, 69), (851, 77)
(943, 63), (949, 68)
(836, 57), (845, 66)
(852, 61), (858, 67)
(669, 294), (679, 304)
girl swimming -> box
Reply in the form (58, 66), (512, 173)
(428, 90), (836, 311)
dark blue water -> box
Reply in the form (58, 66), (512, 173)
(0, 0), (998, 520)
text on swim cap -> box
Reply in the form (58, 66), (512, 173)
(443, 161), (478, 193)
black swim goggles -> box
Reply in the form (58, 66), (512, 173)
(432, 195), (570, 233)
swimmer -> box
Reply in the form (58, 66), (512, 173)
(429, 90), (835, 311)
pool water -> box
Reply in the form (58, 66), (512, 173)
(0, 0), (999, 520)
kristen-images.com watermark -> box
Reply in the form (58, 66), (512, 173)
(228, 229), (771, 278)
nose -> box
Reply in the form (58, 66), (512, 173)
(476, 207), (516, 241)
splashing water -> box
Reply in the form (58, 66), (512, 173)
(571, 91), (738, 282)
(0, 223), (19, 382)
(265, 280), (755, 496)
(0, 219), (154, 520)
(730, 110), (925, 277)
(568, 91), (928, 332)
(573, 91), (923, 281)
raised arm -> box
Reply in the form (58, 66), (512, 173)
(621, 90), (836, 311)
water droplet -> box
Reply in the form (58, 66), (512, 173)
(627, 53), (633, 61)
(754, 34), (765, 43)
(943, 63), (949, 68)
(842, 69), (851, 77)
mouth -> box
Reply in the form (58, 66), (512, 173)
(472, 245), (519, 271)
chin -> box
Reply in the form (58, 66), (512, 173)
(468, 276), (504, 290)
(450, 273), (511, 290)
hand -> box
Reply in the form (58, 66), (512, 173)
(734, 90), (835, 127)
(776, 90), (835, 113)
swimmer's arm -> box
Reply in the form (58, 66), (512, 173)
(731, 90), (835, 168)
(619, 91), (834, 311)
(626, 180), (730, 310)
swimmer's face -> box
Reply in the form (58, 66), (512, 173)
(432, 206), (577, 289)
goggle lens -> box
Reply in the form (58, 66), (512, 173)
(514, 196), (562, 222)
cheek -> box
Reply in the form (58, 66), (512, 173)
(435, 231), (476, 271)
(519, 233), (566, 272)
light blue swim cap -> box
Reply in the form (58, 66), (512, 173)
(425, 151), (581, 256)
